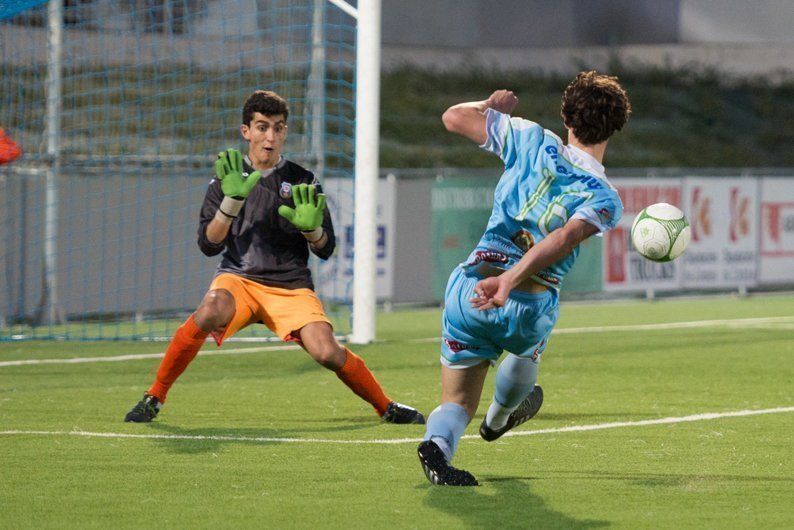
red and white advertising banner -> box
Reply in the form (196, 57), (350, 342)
(759, 177), (794, 283)
(603, 178), (683, 291)
(681, 178), (758, 288)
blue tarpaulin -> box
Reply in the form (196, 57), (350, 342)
(0, 0), (49, 21)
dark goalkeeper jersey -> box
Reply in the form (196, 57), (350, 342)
(197, 157), (336, 291)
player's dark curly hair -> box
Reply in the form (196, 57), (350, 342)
(242, 90), (289, 125)
(560, 71), (631, 145)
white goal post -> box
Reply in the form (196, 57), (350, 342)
(331, 0), (381, 344)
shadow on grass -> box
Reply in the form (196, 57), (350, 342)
(421, 477), (608, 529)
(546, 470), (794, 486)
(141, 419), (378, 454)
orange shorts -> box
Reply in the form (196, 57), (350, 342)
(208, 273), (331, 345)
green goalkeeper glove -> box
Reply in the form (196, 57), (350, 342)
(214, 148), (262, 218)
(278, 183), (327, 239)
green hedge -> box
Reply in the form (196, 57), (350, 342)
(380, 65), (794, 168)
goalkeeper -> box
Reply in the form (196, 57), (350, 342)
(125, 90), (424, 425)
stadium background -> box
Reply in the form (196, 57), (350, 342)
(1, 0), (792, 337)
(1, 2), (793, 528)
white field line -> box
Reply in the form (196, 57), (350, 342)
(0, 344), (301, 367)
(407, 315), (794, 343)
(0, 406), (791, 445)
(2, 315), (793, 367)
(552, 315), (794, 334)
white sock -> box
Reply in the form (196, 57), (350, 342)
(485, 398), (517, 430)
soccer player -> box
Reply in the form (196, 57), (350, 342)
(125, 90), (424, 425)
(417, 72), (631, 485)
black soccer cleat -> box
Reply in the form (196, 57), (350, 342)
(417, 440), (479, 486)
(382, 402), (426, 424)
(124, 393), (161, 423)
(479, 385), (544, 442)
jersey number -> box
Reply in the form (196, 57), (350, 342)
(535, 191), (593, 235)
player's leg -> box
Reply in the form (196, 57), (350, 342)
(258, 284), (424, 423)
(479, 353), (544, 441)
(426, 362), (490, 457)
(480, 289), (558, 440)
(418, 362), (489, 486)
(125, 274), (254, 422)
(295, 321), (425, 424)
(418, 266), (501, 486)
(147, 288), (236, 398)
(124, 289), (233, 422)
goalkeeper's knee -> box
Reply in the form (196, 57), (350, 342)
(194, 290), (235, 331)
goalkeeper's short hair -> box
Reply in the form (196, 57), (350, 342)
(242, 90), (289, 125)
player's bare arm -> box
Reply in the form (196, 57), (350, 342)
(206, 148), (262, 244)
(442, 89), (519, 144)
(470, 219), (598, 310)
(205, 215), (233, 244)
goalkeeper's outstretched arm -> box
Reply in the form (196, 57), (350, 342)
(197, 183), (227, 256)
(197, 149), (262, 255)
(277, 182), (336, 260)
(205, 209), (233, 244)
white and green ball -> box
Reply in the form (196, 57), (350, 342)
(630, 203), (691, 262)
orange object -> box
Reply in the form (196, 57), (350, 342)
(148, 275), (391, 415)
(0, 128), (22, 164)
(148, 315), (208, 402)
(207, 273), (331, 345)
(335, 348), (392, 416)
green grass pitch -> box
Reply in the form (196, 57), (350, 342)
(1, 295), (793, 528)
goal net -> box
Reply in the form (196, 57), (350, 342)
(0, 0), (357, 340)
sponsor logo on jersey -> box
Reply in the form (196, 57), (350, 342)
(466, 250), (509, 267)
(511, 230), (535, 252)
(280, 181), (292, 199)
(544, 145), (607, 190)
(535, 271), (560, 285)
(444, 338), (476, 353)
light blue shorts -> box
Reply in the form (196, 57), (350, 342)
(441, 266), (559, 368)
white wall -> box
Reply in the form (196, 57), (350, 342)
(681, 0), (794, 43)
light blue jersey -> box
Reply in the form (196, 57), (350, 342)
(441, 109), (622, 367)
(462, 108), (623, 290)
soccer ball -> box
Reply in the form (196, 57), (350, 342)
(630, 203), (691, 262)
